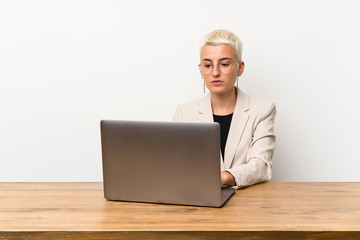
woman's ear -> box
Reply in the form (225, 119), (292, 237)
(237, 61), (245, 77)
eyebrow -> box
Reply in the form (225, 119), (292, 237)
(202, 57), (233, 62)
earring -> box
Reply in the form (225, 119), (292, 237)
(236, 77), (239, 89)
(203, 82), (205, 93)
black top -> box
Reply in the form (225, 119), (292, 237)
(213, 113), (233, 161)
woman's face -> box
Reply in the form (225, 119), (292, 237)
(200, 44), (244, 95)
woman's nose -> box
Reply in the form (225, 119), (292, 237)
(212, 64), (221, 77)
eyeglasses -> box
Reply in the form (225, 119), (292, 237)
(198, 59), (239, 75)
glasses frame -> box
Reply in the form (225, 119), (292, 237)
(198, 60), (240, 75)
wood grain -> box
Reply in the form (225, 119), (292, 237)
(1, 182), (360, 239)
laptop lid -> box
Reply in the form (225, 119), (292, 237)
(100, 120), (234, 207)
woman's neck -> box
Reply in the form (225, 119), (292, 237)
(210, 87), (237, 116)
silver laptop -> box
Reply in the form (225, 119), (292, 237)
(100, 120), (235, 207)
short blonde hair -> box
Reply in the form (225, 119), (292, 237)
(199, 29), (243, 62)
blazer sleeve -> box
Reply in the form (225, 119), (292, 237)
(226, 102), (276, 188)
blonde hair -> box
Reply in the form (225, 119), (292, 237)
(199, 29), (243, 62)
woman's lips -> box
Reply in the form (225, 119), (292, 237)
(211, 80), (223, 85)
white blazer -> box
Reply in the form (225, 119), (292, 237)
(173, 88), (276, 189)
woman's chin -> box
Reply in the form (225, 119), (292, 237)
(208, 86), (235, 95)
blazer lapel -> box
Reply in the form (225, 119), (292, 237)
(197, 90), (250, 171)
(197, 94), (213, 122)
(197, 94), (225, 170)
(224, 88), (250, 169)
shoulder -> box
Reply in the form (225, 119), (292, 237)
(176, 97), (203, 111)
(250, 95), (275, 112)
(173, 94), (210, 121)
(245, 92), (276, 119)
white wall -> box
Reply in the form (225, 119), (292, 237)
(1, 0), (359, 181)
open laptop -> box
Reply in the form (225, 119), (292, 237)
(100, 120), (235, 207)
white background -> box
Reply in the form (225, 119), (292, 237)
(1, 0), (359, 182)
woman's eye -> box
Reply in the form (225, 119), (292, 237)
(221, 63), (230, 67)
(204, 64), (212, 68)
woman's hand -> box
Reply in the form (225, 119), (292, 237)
(221, 171), (236, 186)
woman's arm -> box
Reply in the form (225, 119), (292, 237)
(226, 102), (276, 188)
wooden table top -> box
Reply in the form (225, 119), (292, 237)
(1, 182), (360, 239)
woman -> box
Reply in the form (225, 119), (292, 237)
(174, 30), (276, 189)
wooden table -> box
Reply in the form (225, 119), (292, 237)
(1, 182), (359, 239)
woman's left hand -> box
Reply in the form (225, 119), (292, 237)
(221, 171), (236, 186)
